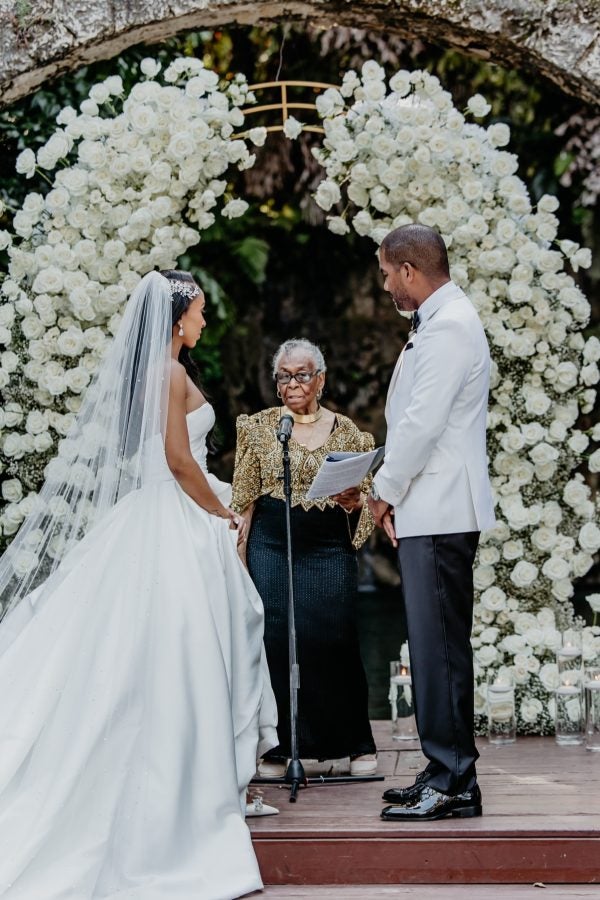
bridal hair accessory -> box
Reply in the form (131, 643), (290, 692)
(165, 278), (199, 302)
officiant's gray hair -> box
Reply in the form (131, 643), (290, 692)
(272, 338), (327, 377)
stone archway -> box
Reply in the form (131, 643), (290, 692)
(1, 0), (599, 108)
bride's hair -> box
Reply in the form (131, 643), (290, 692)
(159, 269), (204, 388)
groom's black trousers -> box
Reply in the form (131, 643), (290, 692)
(397, 531), (480, 795)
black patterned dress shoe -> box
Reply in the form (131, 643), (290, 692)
(381, 783), (482, 821)
(382, 770), (429, 804)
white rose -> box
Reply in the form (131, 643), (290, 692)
(248, 127), (267, 147)
(551, 579), (573, 602)
(221, 199), (249, 220)
(479, 546), (500, 566)
(579, 522), (600, 554)
(502, 539), (523, 560)
(467, 94), (491, 117)
(487, 123), (510, 147)
(528, 442), (559, 466)
(327, 216), (350, 236)
(510, 560), (538, 588)
(25, 410), (47, 435)
(581, 363), (599, 387)
(389, 71), (411, 96)
(524, 391), (551, 417)
(33, 431), (53, 452)
(583, 336), (600, 363)
(586, 594), (600, 614)
(480, 586), (506, 612)
(520, 697), (543, 724)
(57, 327), (85, 357)
(283, 116), (303, 140)
(563, 479), (589, 508)
(473, 565), (495, 590)
(588, 449), (600, 473)
(571, 552), (594, 578)
(11, 550), (39, 578)
(16, 148), (36, 177)
(315, 180), (342, 212)
(140, 57), (162, 77)
(475, 645), (498, 667)
(554, 362), (579, 393)
(1, 479), (23, 503)
(541, 556), (570, 581)
(361, 60), (385, 81)
(64, 366), (91, 394)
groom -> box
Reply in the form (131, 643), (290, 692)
(369, 224), (495, 821)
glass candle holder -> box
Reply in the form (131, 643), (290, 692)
(557, 630), (583, 696)
(486, 673), (516, 745)
(389, 660), (417, 742)
(584, 667), (600, 752)
(554, 680), (584, 746)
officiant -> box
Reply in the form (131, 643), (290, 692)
(231, 338), (377, 777)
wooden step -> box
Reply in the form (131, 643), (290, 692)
(250, 725), (600, 886)
(259, 887), (600, 898)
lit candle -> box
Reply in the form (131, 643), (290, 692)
(556, 684), (581, 696)
(585, 673), (600, 691)
(557, 647), (581, 659)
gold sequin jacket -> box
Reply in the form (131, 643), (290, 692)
(231, 407), (375, 549)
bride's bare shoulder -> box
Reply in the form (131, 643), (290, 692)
(167, 358), (186, 383)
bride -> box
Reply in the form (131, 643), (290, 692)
(0, 270), (277, 899)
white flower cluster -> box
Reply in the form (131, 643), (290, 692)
(1, 58), (598, 732)
(312, 63), (600, 733)
(1, 58), (262, 542)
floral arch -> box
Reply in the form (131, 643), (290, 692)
(0, 56), (599, 733)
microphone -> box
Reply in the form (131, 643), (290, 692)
(276, 414), (294, 444)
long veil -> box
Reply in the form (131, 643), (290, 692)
(0, 271), (173, 630)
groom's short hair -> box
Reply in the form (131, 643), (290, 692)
(381, 224), (450, 279)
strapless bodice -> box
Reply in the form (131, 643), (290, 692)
(142, 403), (215, 484)
(187, 403), (215, 472)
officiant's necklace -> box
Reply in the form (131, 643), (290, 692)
(282, 404), (323, 424)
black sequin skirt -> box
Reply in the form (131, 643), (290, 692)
(247, 495), (376, 760)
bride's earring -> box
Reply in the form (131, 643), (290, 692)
(178, 322), (184, 337)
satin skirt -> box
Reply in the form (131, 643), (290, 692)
(0, 479), (277, 899)
(247, 496), (375, 761)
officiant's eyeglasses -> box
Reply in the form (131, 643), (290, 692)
(275, 370), (322, 385)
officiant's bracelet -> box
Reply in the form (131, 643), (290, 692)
(369, 484), (381, 502)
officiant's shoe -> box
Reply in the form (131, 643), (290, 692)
(257, 759), (286, 778)
(350, 753), (378, 776)
(381, 783), (482, 821)
(382, 769), (428, 803)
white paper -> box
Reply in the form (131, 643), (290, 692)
(306, 446), (385, 500)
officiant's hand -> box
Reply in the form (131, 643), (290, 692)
(332, 486), (363, 513)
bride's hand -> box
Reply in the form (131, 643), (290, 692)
(226, 508), (247, 544)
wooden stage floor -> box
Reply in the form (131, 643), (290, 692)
(249, 721), (600, 888)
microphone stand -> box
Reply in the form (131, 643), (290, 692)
(281, 429), (304, 802)
(251, 429), (384, 803)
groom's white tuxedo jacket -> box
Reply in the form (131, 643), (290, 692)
(373, 280), (496, 539)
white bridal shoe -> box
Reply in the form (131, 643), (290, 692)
(245, 795), (279, 817)
(350, 753), (378, 776)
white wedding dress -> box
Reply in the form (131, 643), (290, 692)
(0, 403), (277, 900)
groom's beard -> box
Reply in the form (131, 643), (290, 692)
(391, 290), (413, 315)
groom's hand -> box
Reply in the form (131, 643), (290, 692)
(368, 497), (391, 527)
(368, 497), (398, 548)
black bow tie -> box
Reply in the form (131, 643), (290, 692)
(411, 310), (420, 332)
